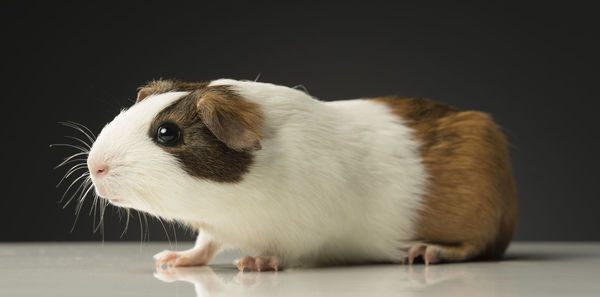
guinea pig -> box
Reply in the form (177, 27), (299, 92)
(86, 79), (518, 271)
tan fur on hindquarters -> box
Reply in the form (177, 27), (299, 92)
(373, 97), (518, 262)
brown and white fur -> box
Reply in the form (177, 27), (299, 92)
(87, 79), (518, 271)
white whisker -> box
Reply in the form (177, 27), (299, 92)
(292, 84), (310, 94)
(137, 211), (144, 250)
(71, 180), (93, 232)
(89, 190), (100, 216)
(65, 135), (92, 150)
(53, 121), (100, 238)
(67, 121), (97, 141)
(58, 158), (88, 166)
(93, 196), (107, 242)
(157, 218), (172, 249)
(60, 121), (96, 143)
(94, 196), (107, 233)
(56, 163), (88, 188)
(49, 143), (88, 153)
(61, 173), (90, 204)
(77, 183), (95, 212)
(171, 222), (178, 250)
(54, 152), (89, 169)
(120, 209), (131, 238)
(143, 213), (150, 242)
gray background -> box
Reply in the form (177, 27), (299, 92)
(2, 2), (598, 241)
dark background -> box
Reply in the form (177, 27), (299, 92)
(2, 1), (598, 242)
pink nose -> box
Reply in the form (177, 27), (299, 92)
(90, 164), (109, 178)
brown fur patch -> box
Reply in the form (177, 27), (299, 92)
(137, 80), (209, 102)
(372, 97), (518, 260)
(144, 80), (262, 183)
(196, 86), (262, 152)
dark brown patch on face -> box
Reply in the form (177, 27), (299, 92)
(149, 84), (262, 183)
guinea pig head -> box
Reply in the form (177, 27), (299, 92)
(87, 80), (262, 219)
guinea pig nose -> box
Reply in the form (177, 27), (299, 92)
(90, 164), (109, 178)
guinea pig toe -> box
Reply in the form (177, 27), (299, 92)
(154, 250), (180, 267)
(424, 246), (442, 265)
(235, 256), (280, 272)
(407, 244), (427, 265)
(235, 256), (256, 272)
(405, 244), (454, 265)
(254, 256), (280, 272)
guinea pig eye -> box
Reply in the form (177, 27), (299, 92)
(156, 122), (181, 146)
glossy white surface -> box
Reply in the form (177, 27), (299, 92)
(1, 242), (598, 297)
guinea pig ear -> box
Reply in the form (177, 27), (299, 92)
(195, 88), (262, 152)
(136, 88), (153, 102)
(136, 80), (176, 102)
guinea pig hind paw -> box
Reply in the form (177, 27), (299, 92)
(406, 244), (441, 265)
(235, 256), (280, 272)
(406, 242), (480, 264)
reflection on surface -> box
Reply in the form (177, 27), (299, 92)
(3, 243), (599, 297)
(154, 263), (484, 297)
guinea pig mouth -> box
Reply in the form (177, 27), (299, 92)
(93, 182), (118, 201)
(93, 183), (108, 197)
(93, 185), (125, 205)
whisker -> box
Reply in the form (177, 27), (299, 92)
(120, 209), (131, 238)
(71, 202), (83, 233)
(66, 178), (91, 211)
(137, 211), (144, 249)
(143, 213), (150, 242)
(65, 136), (92, 150)
(56, 163), (88, 188)
(61, 175), (90, 206)
(49, 143), (88, 153)
(89, 189), (100, 216)
(157, 218), (172, 250)
(58, 158), (88, 167)
(70, 188), (88, 232)
(94, 196), (107, 233)
(60, 173), (90, 204)
(60, 121), (96, 144)
(54, 121), (99, 238)
(95, 197), (107, 242)
(77, 183), (95, 213)
(54, 152), (89, 169)
(292, 84), (310, 94)
(71, 180), (93, 232)
(171, 223), (178, 250)
(67, 121), (97, 141)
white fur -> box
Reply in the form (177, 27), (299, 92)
(89, 79), (427, 267)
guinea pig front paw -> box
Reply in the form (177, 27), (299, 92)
(235, 256), (280, 272)
(154, 249), (209, 267)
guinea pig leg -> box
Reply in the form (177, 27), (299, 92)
(235, 256), (280, 272)
(154, 231), (221, 267)
(406, 242), (478, 265)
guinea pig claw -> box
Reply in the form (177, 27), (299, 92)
(235, 256), (280, 272)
